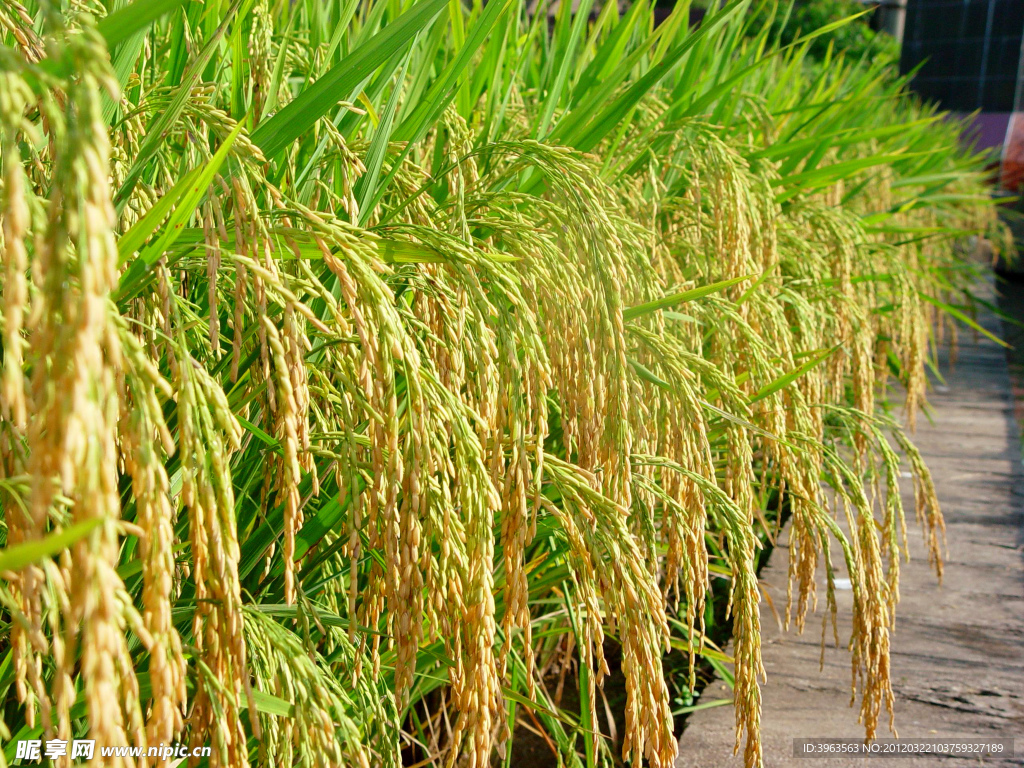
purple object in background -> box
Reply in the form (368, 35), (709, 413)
(949, 111), (1024, 195)
(953, 111), (1011, 153)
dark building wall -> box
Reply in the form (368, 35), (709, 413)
(900, 0), (1024, 112)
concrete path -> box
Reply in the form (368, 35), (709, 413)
(677, 291), (1024, 767)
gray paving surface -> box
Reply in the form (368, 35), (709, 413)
(677, 293), (1024, 767)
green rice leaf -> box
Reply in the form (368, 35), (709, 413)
(0, 520), (102, 573)
(749, 345), (839, 404)
(624, 274), (754, 321)
(115, 122), (243, 301)
(252, 0), (447, 158)
(97, 0), (190, 49)
(918, 293), (1011, 349)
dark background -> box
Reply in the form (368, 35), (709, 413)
(901, 0), (1024, 112)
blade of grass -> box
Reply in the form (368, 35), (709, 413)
(252, 0), (447, 158)
(0, 520), (102, 573)
(623, 274), (754, 321)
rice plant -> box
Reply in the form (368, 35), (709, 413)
(0, 1), (1006, 767)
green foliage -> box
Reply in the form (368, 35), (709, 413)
(751, 0), (901, 63)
